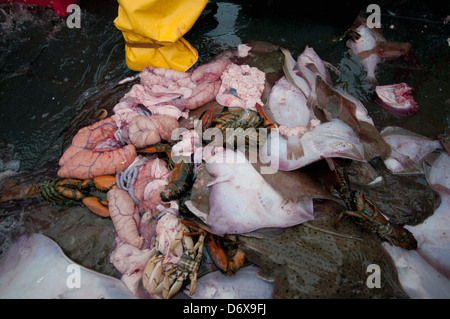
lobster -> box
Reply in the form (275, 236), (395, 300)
(200, 103), (277, 148)
(333, 160), (417, 250)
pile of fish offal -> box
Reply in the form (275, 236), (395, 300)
(40, 14), (450, 298)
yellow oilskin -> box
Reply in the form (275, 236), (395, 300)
(114, 0), (208, 72)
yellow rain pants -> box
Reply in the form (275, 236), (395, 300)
(114, 0), (208, 72)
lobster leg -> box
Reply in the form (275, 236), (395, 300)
(334, 212), (344, 229)
(332, 161), (353, 208)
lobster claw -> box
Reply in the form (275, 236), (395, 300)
(136, 143), (174, 169)
(79, 175), (117, 192)
(91, 175), (117, 191)
(205, 233), (245, 275)
(81, 196), (110, 217)
(160, 161), (194, 202)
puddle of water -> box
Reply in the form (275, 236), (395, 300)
(205, 2), (242, 48)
